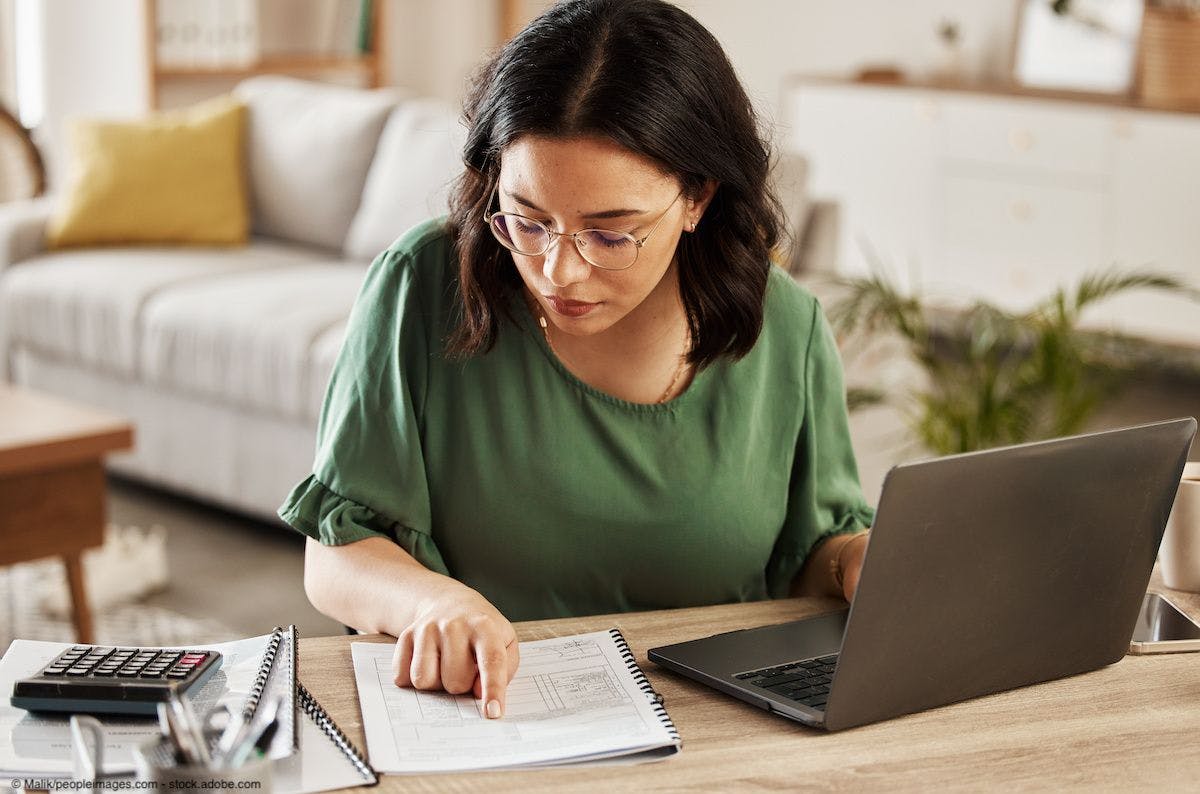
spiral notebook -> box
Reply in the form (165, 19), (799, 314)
(255, 627), (378, 793)
(275, 684), (378, 793)
(351, 629), (681, 773)
(248, 625), (299, 760)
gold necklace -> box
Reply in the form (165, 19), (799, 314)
(534, 307), (691, 404)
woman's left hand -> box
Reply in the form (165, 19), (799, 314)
(838, 532), (870, 601)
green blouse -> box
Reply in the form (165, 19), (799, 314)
(279, 218), (875, 622)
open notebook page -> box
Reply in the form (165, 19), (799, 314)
(352, 629), (680, 774)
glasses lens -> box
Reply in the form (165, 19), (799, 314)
(491, 214), (548, 255)
(576, 229), (638, 270)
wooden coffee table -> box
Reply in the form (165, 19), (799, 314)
(0, 386), (134, 642)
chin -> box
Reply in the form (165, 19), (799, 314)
(550, 313), (616, 336)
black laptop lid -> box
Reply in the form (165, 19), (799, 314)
(823, 418), (1196, 731)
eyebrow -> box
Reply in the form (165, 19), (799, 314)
(506, 190), (645, 221)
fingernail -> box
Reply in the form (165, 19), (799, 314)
(486, 699), (501, 719)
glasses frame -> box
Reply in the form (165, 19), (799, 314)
(483, 185), (682, 271)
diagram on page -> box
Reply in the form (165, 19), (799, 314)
(351, 631), (676, 772)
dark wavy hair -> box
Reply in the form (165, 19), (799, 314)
(446, 0), (785, 368)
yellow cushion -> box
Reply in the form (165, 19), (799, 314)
(47, 96), (249, 248)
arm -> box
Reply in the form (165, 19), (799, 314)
(303, 537), (520, 719)
(0, 196), (54, 273)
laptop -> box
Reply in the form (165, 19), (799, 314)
(648, 418), (1197, 731)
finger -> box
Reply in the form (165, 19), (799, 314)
(471, 639), (520, 707)
(391, 631), (415, 687)
(439, 624), (476, 695)
(474, 633), (512, 719)
(409, 624), (442, 691)
(505, 637), (520, 684)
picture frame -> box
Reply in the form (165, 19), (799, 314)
(1011, 0), (1144, 95)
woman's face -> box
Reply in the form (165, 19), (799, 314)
(497, 135), (697, 339)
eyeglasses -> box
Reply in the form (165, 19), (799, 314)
(483, 185), (681, 271)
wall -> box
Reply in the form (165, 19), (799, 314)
(676, 0), (1016, 127)
(384, 0), (499, 105)
(0, 0), (14, 111)
(390, 0), (1019, 128)
(27, 0), (150, 188)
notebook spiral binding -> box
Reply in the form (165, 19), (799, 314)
(241, 626), (285, 720)
(299, 682), (379, 786)
(608, 628), (680, 742)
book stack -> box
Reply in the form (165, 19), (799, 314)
(156, 0), (261, 68)
(155, 0), (374, 70)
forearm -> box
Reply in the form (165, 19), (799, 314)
(303, 536), (461, 636)
(790, 530), (868, 599)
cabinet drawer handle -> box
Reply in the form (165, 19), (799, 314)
(1009, 128), (1035, 153)
(1010, 199), (1033, 221)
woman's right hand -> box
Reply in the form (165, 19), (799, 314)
(390, 578), (520, 719)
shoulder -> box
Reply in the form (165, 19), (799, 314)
(363, 217), (458, 311)
(379, 217), (456, 281)
(762, 264), (822, 343)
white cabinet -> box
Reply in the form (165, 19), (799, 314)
(787, 85), (938, 293)
(1103, 112), (1200, 345)
(786, 80), (1200, 346)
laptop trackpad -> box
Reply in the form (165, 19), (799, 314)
(652, 608), (849, 676)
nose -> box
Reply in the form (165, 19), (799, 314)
(541, 235), (592, 289)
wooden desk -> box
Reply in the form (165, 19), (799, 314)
(301, 579), (1200, 791)
(0, 386), (134, 643)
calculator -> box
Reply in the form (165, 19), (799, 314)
(10, 645), (223, 716)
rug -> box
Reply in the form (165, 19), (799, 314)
(0, 526), (241, 651)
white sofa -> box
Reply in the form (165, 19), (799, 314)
(0, 76), (465, 521)
(0, 76), (833, 523)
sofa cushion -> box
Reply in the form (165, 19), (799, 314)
(0, 241), (321, 376)
(139, 263), (369, 420)
(234, 76), (399, 252)
(343, 98), (464, 261)
(46, 96), (249, 248)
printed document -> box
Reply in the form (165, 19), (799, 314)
(351, 630), (681, 773)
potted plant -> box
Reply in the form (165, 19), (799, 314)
(827, 267), (1200, 455)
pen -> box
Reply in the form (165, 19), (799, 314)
(218, 692), (284, 769)
(226, 715), (279, 769)
(167, 690), (210, 765)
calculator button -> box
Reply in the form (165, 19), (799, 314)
(116, 670), (141, 677)
(65, 668), (92, 676)
(166, 671), (190, 679)
(42, 668), (67, 676)
(92, 669), (116, 677)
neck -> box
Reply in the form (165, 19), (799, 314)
(557, 262), (688, 359)
(528, 263), (693, 404)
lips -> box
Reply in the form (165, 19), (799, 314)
(545, 295), (600, 318)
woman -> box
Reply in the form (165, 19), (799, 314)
(280, 0), (874, 721)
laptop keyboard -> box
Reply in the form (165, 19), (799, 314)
(734, 653), (839, 710)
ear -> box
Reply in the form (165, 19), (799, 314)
(686, 179), (719, 228)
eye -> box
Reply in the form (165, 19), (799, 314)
(512, 218), (542, 234)
(589, 230), (632, 249)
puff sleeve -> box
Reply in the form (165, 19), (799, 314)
(278, 241), (450, 576)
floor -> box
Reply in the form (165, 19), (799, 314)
(108, 477), (344, 640)
(105, 365), (1200, 640)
